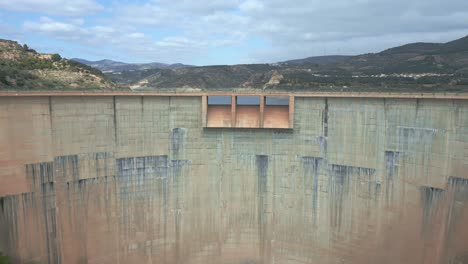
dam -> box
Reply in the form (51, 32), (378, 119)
(0, 91), (467, 264)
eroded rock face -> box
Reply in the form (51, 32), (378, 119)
(0, 95), (467, 264)
(262, 70), (284, 90)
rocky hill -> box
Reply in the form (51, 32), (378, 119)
(0, 40), (119, 90)
(120, 35), (468, 92)
(332, 35), (468, 75)
(72, 58), (192, 72)
(129, 64), (280, 89)
(4, 35), (467, 92)
(280, 55), (351, 66)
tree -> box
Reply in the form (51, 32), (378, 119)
(51, 54), (62, 62)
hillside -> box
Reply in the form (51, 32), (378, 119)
(122, 34), (468, 92)
(106, 68), (163, 85)
(280, 55), (351, 66)
(334, 39), (468, 75)
(0, 40), (120, 90)
(72, 58), (193, 72)
(7, 34), (467, 92)
(131, 64), (278, 89)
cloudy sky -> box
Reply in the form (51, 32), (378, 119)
(0, 0), (467, 65)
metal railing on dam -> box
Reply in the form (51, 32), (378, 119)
(0, 92), (467, 264)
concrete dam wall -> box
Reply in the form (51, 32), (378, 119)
(0, 93), (467, 264)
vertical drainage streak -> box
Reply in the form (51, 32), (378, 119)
(420, 186), (444, 235)
(323, 98), (329, 137)
(446, 177), (468, 262)
(316, 136), (327, 157)
(256, 155), (268, 263)
(385, 151), (401, 204)
(303, 157), (321, 225)
(48, 96), (53, 130)
(113, 96), (118, 145)
(170, 159), (189, 264)
(171, 128), (186, 158)
(160, 156), (169, 264)
(141, 96), (144, 115)
(29, 162), (59, 264)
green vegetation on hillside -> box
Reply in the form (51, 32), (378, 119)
(3, 35), (468, 92)
(0, 39), (121, 90)
(106, 68), (162, 85)
(110, 34), (468, 92)
(0, 252), (10, 264)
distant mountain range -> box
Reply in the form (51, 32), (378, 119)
(96, 34), (468, 92)
(71, 58), (193, 72)
(317, 35), (468, 75)
(2, 34), (468, 91)
(279, 55), (351, 66)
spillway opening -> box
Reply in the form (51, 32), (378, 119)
(264, 96), (289, 128)
(236, 96), (260, 128)
(207, 96), (233, 127)
(203, 94), (293, 129)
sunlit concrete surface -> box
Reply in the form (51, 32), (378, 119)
(0, 93), (467, 264)
(263, 106), (289, 128)
(207, 105), (232, 127)
(236, 106), (260, 128)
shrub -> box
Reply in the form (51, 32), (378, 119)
(0, 71), (8, 85)
(51, 54), (62, 62)
(0, 252), (11, 264)
(22, 44), (37, 53)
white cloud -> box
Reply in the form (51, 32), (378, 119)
(91, 26), (116, 34)
(202, 12), (249, 26)
(21, 16), (215, 63)
(24, 17), (78, 34)
(153, 37), (208, 50)
(239, 0), (264, 13)
(23, 17), (116, 44)
(0, 0), (102, 16)
(249, 29), (468, 63)
(153, 0), (241, 14)
(9, 0), (468, 64)
(115, 3), (166, 26)
(127, 32), (145, 39)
